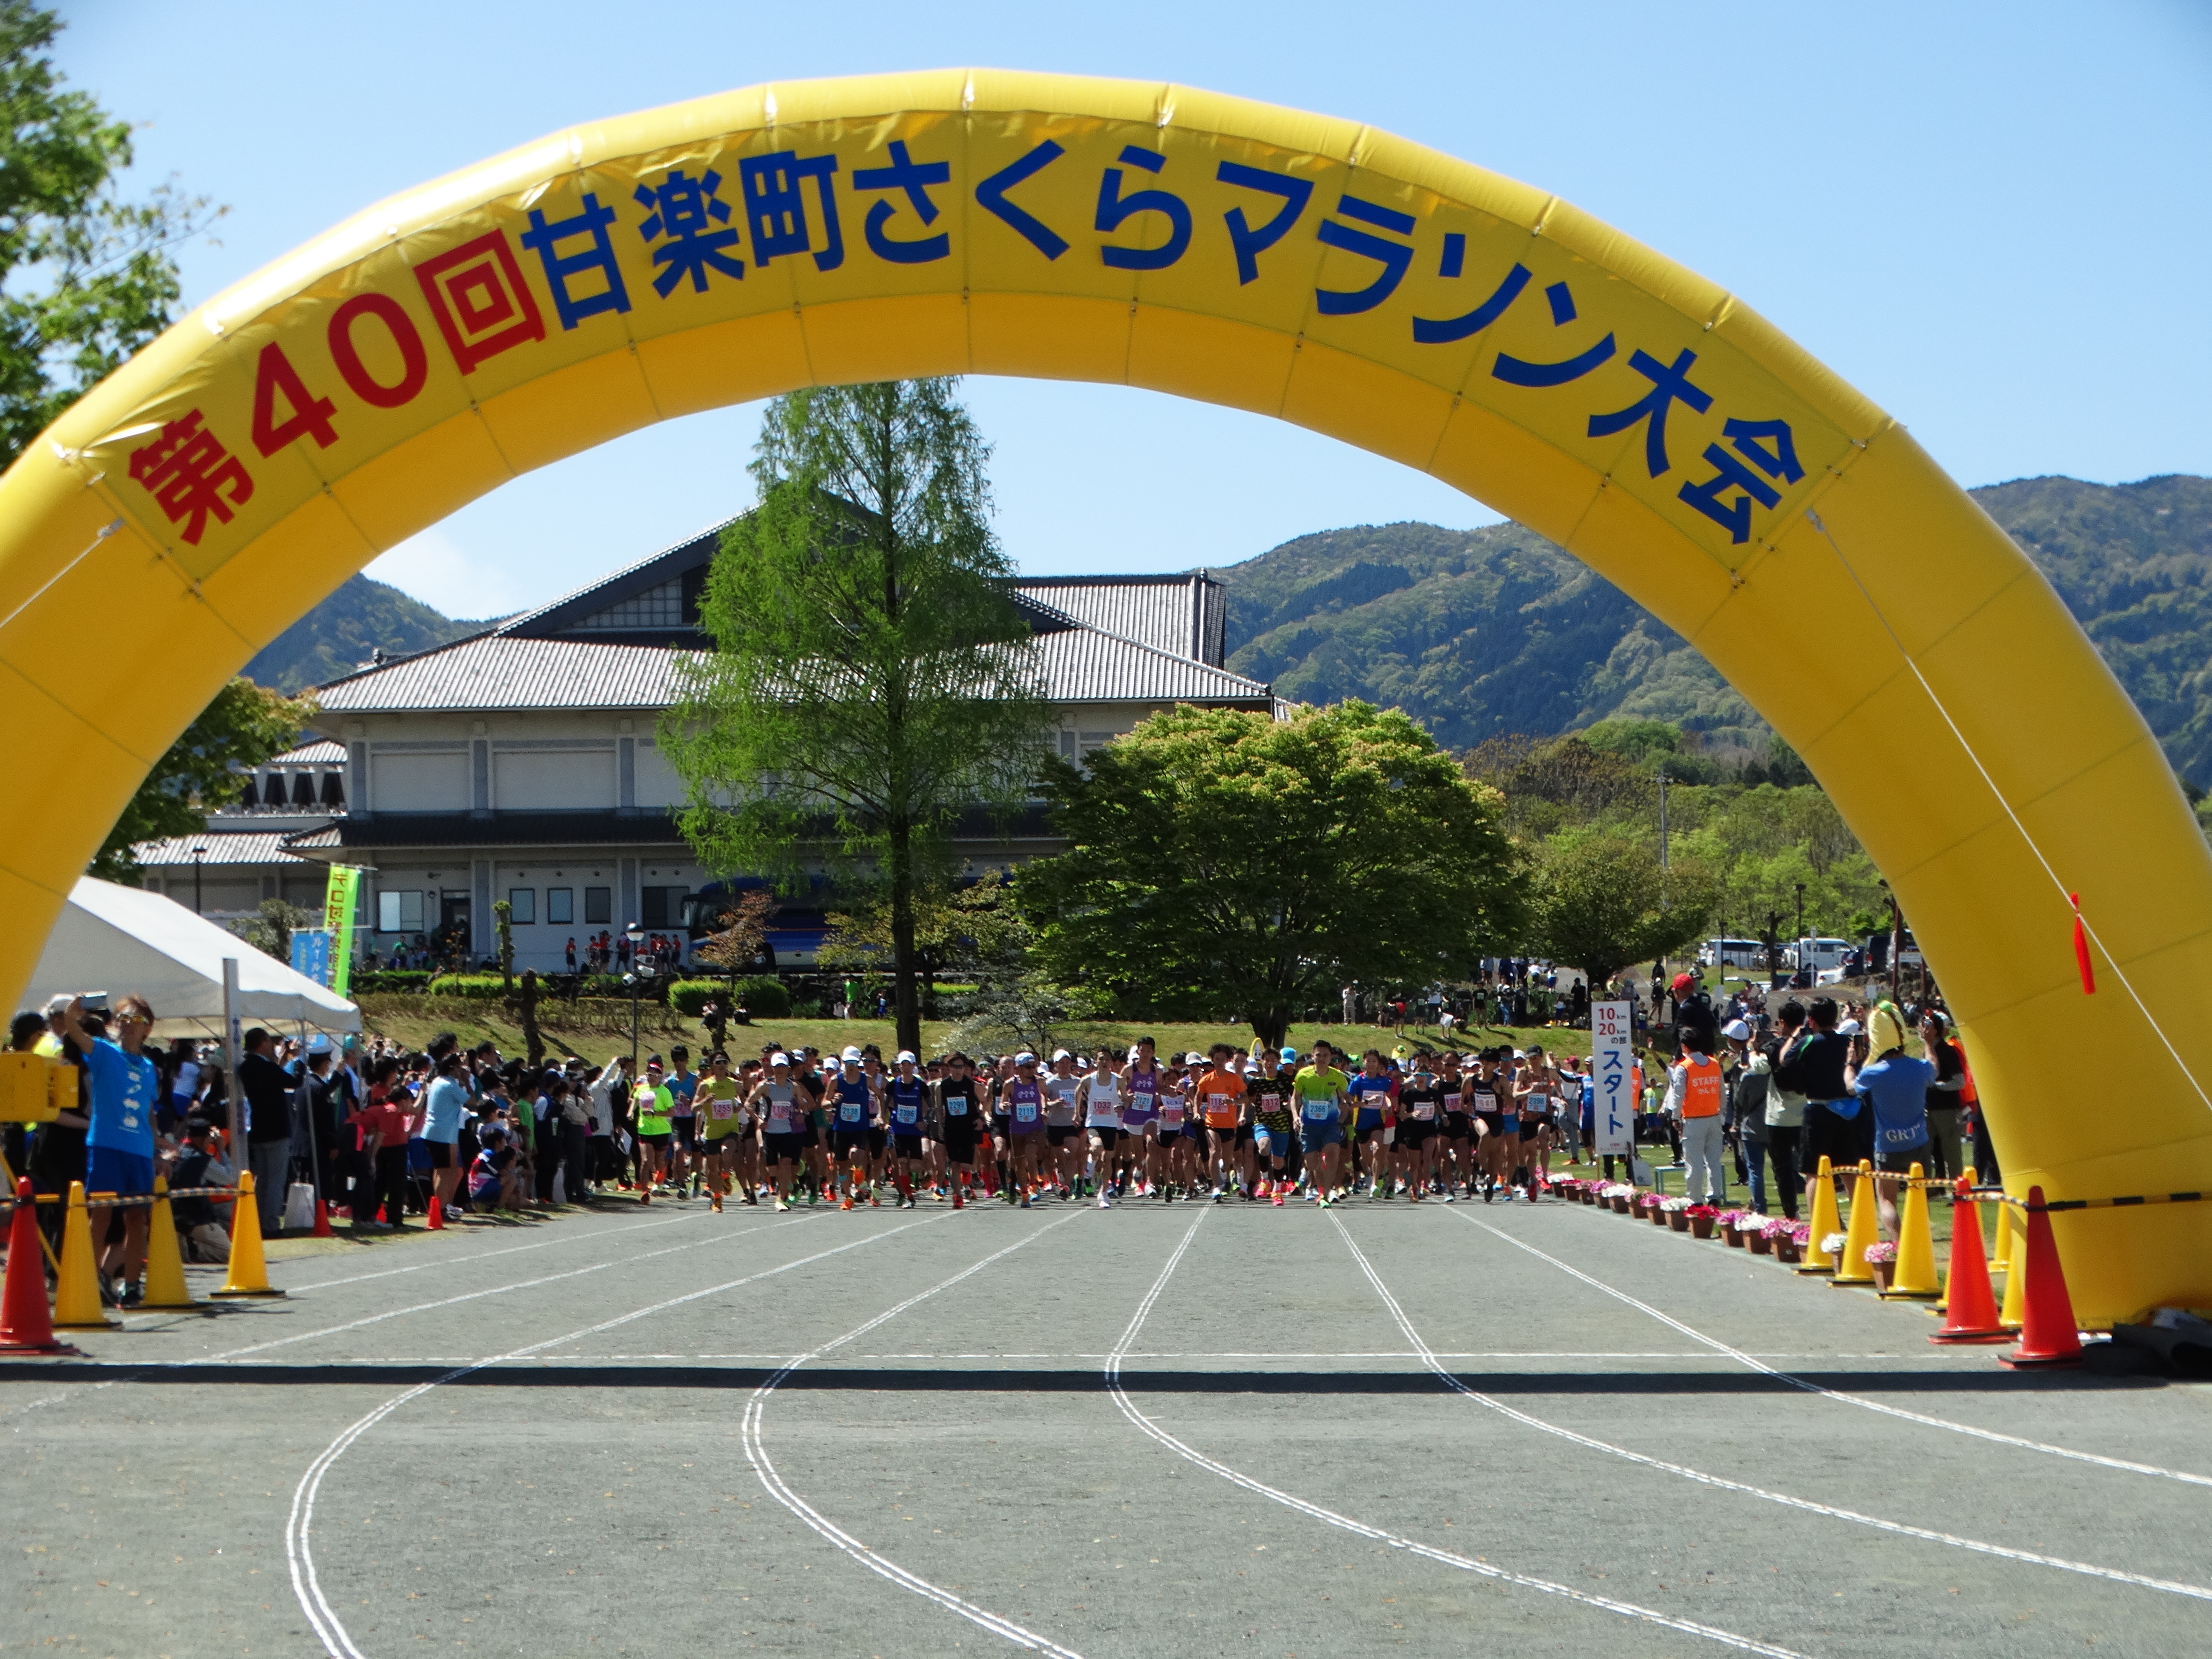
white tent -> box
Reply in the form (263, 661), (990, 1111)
(23, 876), (359, 1031)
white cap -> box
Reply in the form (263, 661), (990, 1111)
(841, 1045), (863, 1063)
(1722, 1018), (1752, 1042)
(1837, 1019), (1862, 1036)
(896, 1050), (917, 1064)
(769, 1052), (791, 1068)
(1051, 1048), (1072, 1062)
(1185, 1051), (1205, 1065)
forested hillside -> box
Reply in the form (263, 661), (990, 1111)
(242, 574), (484, 693)
(1211, 474), (2212, 783)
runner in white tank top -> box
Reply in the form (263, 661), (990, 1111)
(1077, 1051), (1126, 1207)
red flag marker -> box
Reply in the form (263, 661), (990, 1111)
(2070, 893), (2096, 995)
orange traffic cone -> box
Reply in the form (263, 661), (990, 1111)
(426, 1194), (445, 1230)
(1929, 1178), (2009, 1344)
(311, 1199), (335, 1239)
(2000, 1185), (2083, 1370)
(0, 1178), (77, 1355)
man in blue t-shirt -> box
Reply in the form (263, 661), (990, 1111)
(1853, 1001), (1935, 1237)
(53, 994), (160, 1305)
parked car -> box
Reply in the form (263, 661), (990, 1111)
(1696, 936), (1767, 971)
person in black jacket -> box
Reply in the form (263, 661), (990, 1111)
(238, 1028), (294, 1234)
(1772, 996), (1865, 1184)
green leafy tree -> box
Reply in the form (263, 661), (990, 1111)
(1525, 832), (1717, 990)
(235, 898), (317, 965)
(0, 3), (224, 469)
(93, 678), (309, 882)
(940, 871), (1108, 1055)
(664, 380), (1049, 1055)
(1025, 701), (1526, 1051)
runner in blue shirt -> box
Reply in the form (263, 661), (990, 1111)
(53, 994), (159, 1305)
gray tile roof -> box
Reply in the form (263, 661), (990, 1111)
(266, 739), (346, 765)
(315, 635), (683, 713)
(1016, 574), (1225, 664)
(312, 625), (1270, 715)
(131, 832), (317, 867)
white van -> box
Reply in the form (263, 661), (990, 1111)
(1789, 937), (1853, 975)
(1696, 937), (1766, 970)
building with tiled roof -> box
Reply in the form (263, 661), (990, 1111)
(138, 517), (1271, 973)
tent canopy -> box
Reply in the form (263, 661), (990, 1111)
(24, 876), (358, 1031)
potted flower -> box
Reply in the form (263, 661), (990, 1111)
(1716, 1209), (1749, 1248)
(1752, 1216), (1790, 1257)
(1774, 1221), (1808, 1264)
(1733, 1214), (1765, 1249)
(1662, 1196), (1692, 1232)
(1608, 1185), (1633, 1214)
(1686, 1203), (1720, 1240)
(1646, 1193), (1670, 1225)
(1863, 1240), (1898, 1293)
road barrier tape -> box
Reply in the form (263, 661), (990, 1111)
(2, 1187), (237, 1211)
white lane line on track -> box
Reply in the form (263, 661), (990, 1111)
(284, 1208), (707, 1292)
(189, 1205), (795, 1365)
(1108, 1208), (1809, 1659)
(1331, 1215), (2212, 1605)
(742, 1212), (1090, 1657)
(1452, 1206), (2212, 1490)
(287, 1209), (926, 1659)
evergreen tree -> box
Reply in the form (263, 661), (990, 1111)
(664, 380), (1048, 1054)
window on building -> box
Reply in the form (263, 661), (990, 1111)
(584, 885), (612, 925)
(641, 885), (689, 927)
(1078, 730), (1117, 760)
(507, 888), (536, 924)
(547, 887), (573, 925)
(378, 890), (425, 932)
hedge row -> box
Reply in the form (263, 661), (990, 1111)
(669, 975), (790, 1018)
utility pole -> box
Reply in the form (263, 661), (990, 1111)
(1657, 768), (1669, 873)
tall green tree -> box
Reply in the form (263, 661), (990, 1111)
(1525, 832), (1717, 991)
(664, 380), (1048, 1054)
(1024, 701), (1526, 1050)
(0, 2), (222, 469)
(93, 678), (308, 882)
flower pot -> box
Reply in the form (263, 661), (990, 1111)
(1749, 1230), (1773, 1256)
(1648, 1205), (1668, 1225)
(1610, 1195), (1630, 1214)
(1689, 1215), (1716, 1240)
(1581, 1189), (1596, 1205)
(1667, 1210), (1690, 1232)
(1775, 1237), (1802, 1264)
(1868, 1260), (1896, 1293)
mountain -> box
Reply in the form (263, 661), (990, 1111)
(242, 574), (484, 694)
(1210, 474), (2212, 783)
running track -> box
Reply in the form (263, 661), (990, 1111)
(5, 1195), (2208, 1657)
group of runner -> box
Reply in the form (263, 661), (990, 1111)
(634, 1036), (1586, 1213)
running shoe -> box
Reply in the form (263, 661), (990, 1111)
(869, 1190), (881, 1208)
(1098, 1191), (1112, 1208)
(1019, 1194), (1031, 1209)
(840, 1193), (854, 1211)
(952, 1190), (964, 1210)
(1271, 1188), (1284, 1208)
(710, 1193), (723, 1213)
(774, 1198), (791, 1212)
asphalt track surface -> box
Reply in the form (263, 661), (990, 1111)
(6, 1193), (2210, 1658)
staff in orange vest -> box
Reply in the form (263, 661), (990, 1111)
(1678, 1040), (1727, 1205)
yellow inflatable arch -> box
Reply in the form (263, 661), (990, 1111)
(0, 71), (2204, 1318)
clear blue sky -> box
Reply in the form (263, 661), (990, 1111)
(56, 1), (2212, 619)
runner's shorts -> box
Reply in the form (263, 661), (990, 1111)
(763, 1130), (805, 1165)
(86, 1145), (154, 1198)
(942, 1122), (980, 1164)
(670, 1118), (699, 1149)
(1399, 1120), (1434, 1150)
(831, 1128), (871, 1158)
(1089, 1125), (1123, 1150)
(1255, 1122), (1296, 1159)
(893, 1133), (926, 1161)
(1046, 1124), (1079, 1147)
(1300, 1119), (1345, 1153)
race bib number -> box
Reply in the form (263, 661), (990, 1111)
(1016, 1100), (1038, 1123)
(1529, 1093), (1549, 1112)
(768, 1103), (793, 1130)
(710, 1094), (734, 1120)
(1414, 1100), (1436, 1120)
(895, 1101), (918, 1126)
(1161, 1099), (1185, 1127)
(841, 1103), (865, 1123)
(1303, 1095), (1333, 1121)
(948, 1094), (969, 1116)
